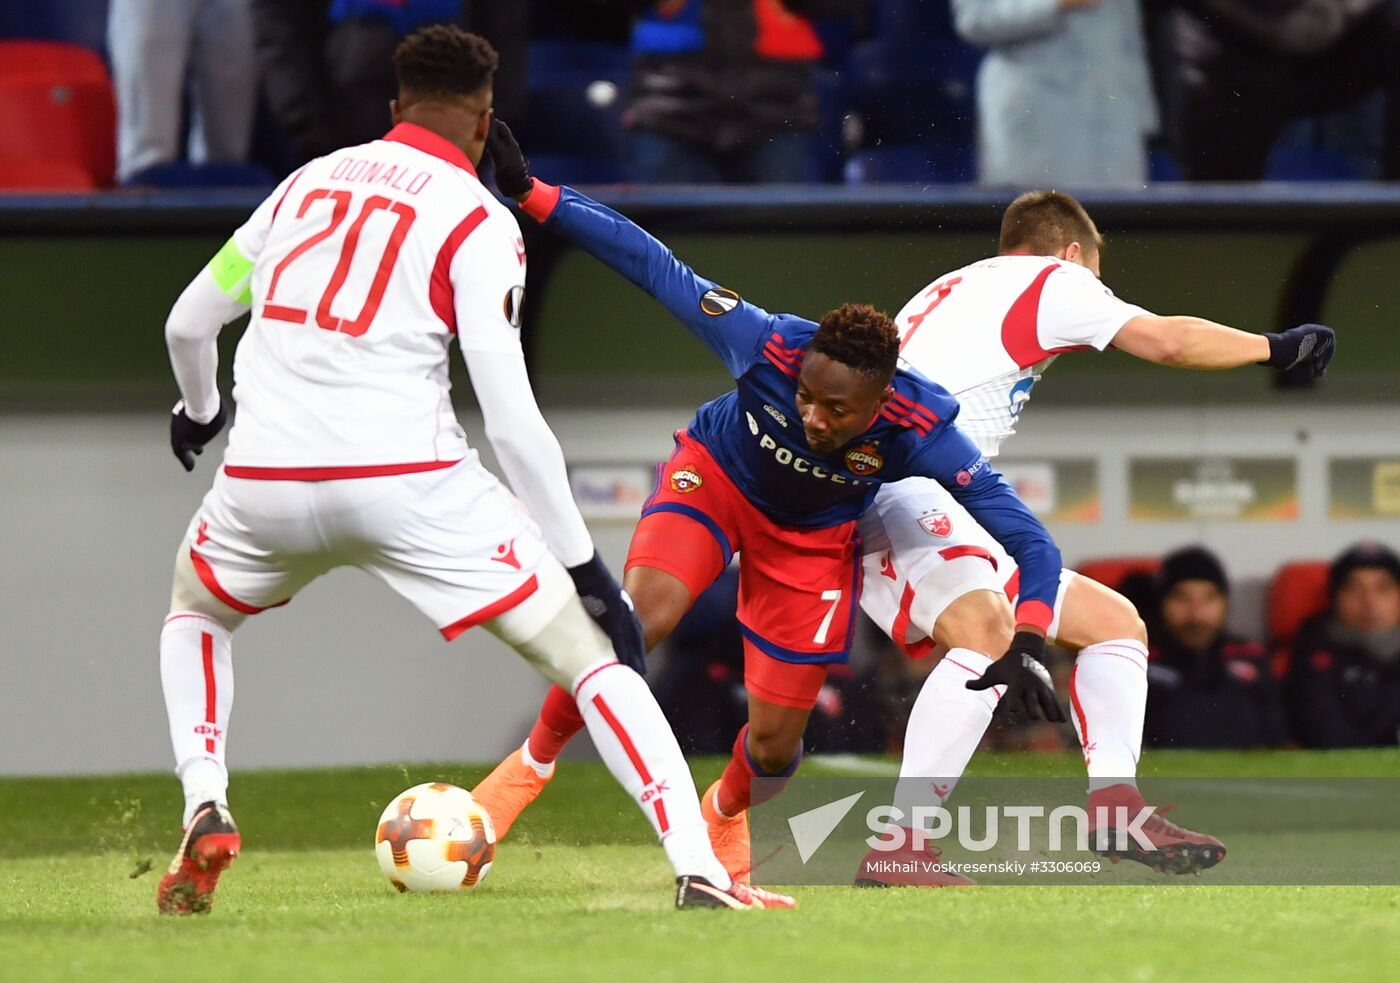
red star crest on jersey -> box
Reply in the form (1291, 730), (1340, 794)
(919, 511), (952, 537)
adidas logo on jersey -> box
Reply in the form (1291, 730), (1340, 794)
(764, 404), (789, 428)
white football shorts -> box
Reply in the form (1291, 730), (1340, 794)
(180, 456), (574, 642)
(858, 476), (1075, 656)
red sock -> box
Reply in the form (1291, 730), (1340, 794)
(526, 684), (586, 764)
(715, 724), (803, 816)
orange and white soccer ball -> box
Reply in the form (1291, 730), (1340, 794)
(374, 782), (496, 893)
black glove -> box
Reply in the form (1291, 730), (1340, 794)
(568, 552), (647, 676)
(170, 398), (228, 472)
(1264, 323), (1335, 379)
(485, 118), (533, 199)
(966, 631), (1066, 722)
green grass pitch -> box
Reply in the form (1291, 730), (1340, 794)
(3, 751), (1398, 982)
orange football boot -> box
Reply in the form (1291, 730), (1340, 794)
(470, 743), (554, 840)
(700, 779), (752, 884)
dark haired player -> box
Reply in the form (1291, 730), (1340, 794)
(858, 190), (1335, 879)
(471, 123), (1067, 885)
(154, 26), (788, 914)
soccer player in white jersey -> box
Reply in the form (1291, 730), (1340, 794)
(858, 191), (1335, 883)
(153, 25), (793, 915)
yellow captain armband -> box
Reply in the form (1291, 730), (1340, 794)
(207, 237), (254, 306)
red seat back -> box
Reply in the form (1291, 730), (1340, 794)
(0, 157), (95, 191)
(1268, 561), (1330, 650)
(1074, 556), (1162, 593)
(0, 40), (110, 83)
(0, 41), (115, 188)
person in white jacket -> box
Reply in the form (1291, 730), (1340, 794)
(953, 0), (1158, 188)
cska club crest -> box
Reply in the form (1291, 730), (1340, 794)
(919, 510), (952, 537)
(844, 443), (884, 477)
(669, 466), (703, 493)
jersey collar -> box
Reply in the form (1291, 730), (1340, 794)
(383, 122), (478, 177)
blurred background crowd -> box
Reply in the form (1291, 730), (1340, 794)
(5, 0), (1400, 191)
(653, 541), (1400, 756)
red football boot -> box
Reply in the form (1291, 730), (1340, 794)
(854, 829), (977, 887)
(1088, 783), (1226, 875)
(156, 801), (241, 915)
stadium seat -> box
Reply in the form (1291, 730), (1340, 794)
(522, 73), (627, 162)
(0, 157), (95, 192)
(843, 143), (974, 184)
(848, 39), (978, 146)
(0, 41), (116, 189)
(527, 40), (630, 84)
(0, 0), (109, 56)
(124, 161), (277, 190)
(526, 153), (625, 186)
(1074, 556), (1163, 594)
(1267, 560), (1330, 656)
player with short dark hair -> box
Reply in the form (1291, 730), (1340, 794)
(470, 122), (1067, 885)
(997, 189), (1104, 258)
(856, 189), (1335, 882)
(156, 25), (787, 916)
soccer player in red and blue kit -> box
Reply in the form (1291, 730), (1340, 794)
(471, 122), (1067, 882)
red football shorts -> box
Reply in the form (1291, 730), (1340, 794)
(626, 431), (861, 710)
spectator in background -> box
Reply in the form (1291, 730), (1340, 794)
(1166, 0), (1400, 180)
(620, 0), (861, 183)
(1287, 543), (1400, 747)
(252, 0), (527, 167)
(1143, 547), (1286, 749)
(952, 0), (1157, 189)
(108, 0), (257, 184)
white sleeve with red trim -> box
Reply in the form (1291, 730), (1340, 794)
(462, 348), (595, 568)
(453, 206), (594, 569)
(1036, 263), (1151, 353)
(451, 206), (528, 355)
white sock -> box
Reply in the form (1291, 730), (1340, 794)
(1070, 639), (1148, 791)
(573, 662), (732, 889)
(519, 739), (556, 779)
(161, 613), (233, 827)
(892, 649), (1000, 825)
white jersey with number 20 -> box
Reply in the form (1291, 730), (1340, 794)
(892, 255), (1149, 457)
(223, 124), (527, 473)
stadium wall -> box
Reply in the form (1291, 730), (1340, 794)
(3, 404), (1398, 776)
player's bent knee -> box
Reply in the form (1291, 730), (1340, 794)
(933, 588), (1015, 656)
(746, 724), (802, 774)
(622, 566), (693, 651)
(1056, 575), (1148, 649)
(492, 562), (615, 688)
(168, 548), (246, 632)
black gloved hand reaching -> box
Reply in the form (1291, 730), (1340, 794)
(1264, 323), (1335, 379)
(170, 398), (228, 472)
(485, 118), (533, 200)
(567, 552), (648, 676)
(966, 631), (1066, 722)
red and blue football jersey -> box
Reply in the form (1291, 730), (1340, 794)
(521, 182), (1063, 630)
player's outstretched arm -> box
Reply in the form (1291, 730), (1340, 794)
(1113, 315), (1335, 378)
(164, 242), (255, 469)
(464, 346), (647, 673)
(485, 119), (770, 378)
